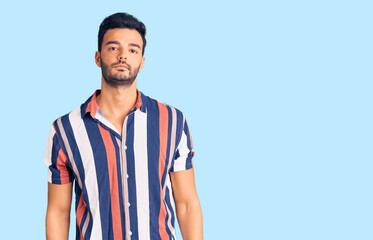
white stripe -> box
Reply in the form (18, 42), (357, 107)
(69, 108), (102, 240)
(133, 110), (150, 239)
(57, 118), (83, 189)
(166, 107), (177, 174)
(82, 211), (90, 237)
(173, 131), (189, 172)
(165, 107), (177, 235)
(166, 182), (177, 239)
(44, 126), (56, 183)
(118, 118), (132, 240)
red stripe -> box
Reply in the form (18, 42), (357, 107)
(56, 149), (70, 184)
(86, 90), (100, 117)
(134, 90), (142, 109)
(98, 125), (122, 240)
(76, 194), (86, 240)
(157, 102), (169, 239)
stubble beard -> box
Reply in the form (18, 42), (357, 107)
(101, 59), (141, 88)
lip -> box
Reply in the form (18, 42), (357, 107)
(114, 65), (129, 69)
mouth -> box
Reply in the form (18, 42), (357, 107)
(114, 65), (129, 70)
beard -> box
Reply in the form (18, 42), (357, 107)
(101, 59), (141, 88)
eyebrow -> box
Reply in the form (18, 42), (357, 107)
(129, 43), (141, 50)
(105, 41), (141, 50)
(105, 41), (120, 46)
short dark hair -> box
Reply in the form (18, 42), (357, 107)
(98, 12), (147, 55)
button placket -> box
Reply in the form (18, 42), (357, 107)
(121, 117), (131, 239)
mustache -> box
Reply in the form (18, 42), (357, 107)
(111, 61), (131, 70)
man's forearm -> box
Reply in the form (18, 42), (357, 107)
(176, 201), (203, 240)
(46, 209), (70, 240)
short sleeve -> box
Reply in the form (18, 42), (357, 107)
(44, 125), (74, 184)
(169, 116), (195, 172)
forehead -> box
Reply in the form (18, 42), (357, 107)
(103, 28), (143, 47)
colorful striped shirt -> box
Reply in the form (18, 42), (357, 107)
(44, 90), (194, 240)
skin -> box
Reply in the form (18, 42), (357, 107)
(46, 28), (203, 239)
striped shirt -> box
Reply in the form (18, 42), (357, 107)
(44, 90), (194, 240)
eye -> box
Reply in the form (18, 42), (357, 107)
(109, 47), (118, 51)
(130, 49), (138, 54)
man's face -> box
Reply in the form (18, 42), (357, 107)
(95, 28), (145, 88)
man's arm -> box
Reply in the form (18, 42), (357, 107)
(46, 182), (73, 240)
(170, 168), (203, 240)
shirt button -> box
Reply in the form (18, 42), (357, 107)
(129, 231), (132, 236)
(127, 202), (131, 207)
(124, 145), (127, 150)
(126, 174), (129, 179)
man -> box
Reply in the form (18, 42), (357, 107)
(44, 12), (203, 240)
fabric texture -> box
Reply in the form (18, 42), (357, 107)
(44, 90), (194, 240)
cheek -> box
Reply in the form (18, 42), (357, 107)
(131, 57), (143, 67)
(101, 52), (116, 62)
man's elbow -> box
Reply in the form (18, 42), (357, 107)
(46, 207), (71, 239)
(46, 206), (71, 221)
(175, 198), (202, 216)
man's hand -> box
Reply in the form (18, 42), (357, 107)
(46, 182), (73, 240)
(171, 168), (203, 240)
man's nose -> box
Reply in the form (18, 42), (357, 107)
(118, 49), (127, 61)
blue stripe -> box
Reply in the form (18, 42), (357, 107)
(147, 101), (162, 239)
(75, 224), (80, 240)
(66, 161), (73, 182)
(174, 110), (184, 154)
(56, 115), (84, 184)
(84, 210), (93, 240)
(125, 113), (139, 239)
(52, 120), (69, 162)
(80, 96), (93, 119)
(50, 134), (62, 184)
(83, 118), (113, 240)
(184, 120), (192, 151)
(80, 209), (88, 236)
(164, 186), (175, 239)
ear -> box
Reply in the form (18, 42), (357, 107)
(138, 57), (145, 72)
(95, 51), (101, 67)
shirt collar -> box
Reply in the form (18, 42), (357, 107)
(83, 89), (145, 119)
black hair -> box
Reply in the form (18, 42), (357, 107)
(98, 12), (147, 55)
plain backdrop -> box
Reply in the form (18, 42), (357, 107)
(0, 0), (372, 239)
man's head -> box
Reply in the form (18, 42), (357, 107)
(95, 13), (146, 88)
(98, 12), (146, 56)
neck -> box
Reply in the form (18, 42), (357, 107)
(97, 78), (138, 119)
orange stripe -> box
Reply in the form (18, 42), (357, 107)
(98, 125), (122, 240)
(90, 92), (99, 117)
(56, 149), (70, 184)
(76, 194), (86, 240)
(157, 103), (169, 239)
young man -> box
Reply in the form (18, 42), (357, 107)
(44, 12), (203, 240)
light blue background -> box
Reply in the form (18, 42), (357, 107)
(0, 0), (372, 239)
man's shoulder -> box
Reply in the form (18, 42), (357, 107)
(52, 94), (93, 125)
(51, 104), (85, 129)
(141, 92), (185, 118)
